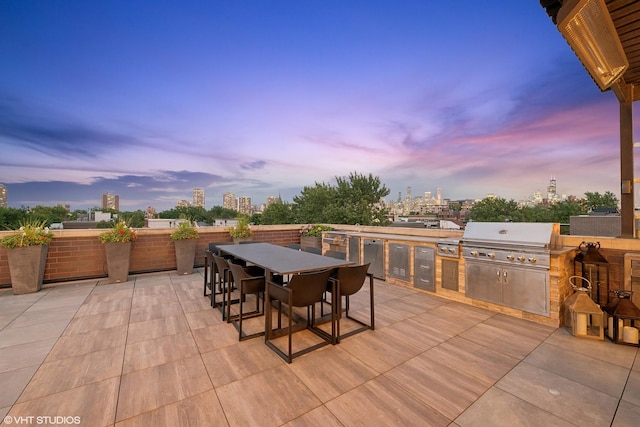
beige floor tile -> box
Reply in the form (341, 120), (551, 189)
(84, 287), (133, 304)
(423, 336), (520, 385)
(326, 375), (451, 427)
(482, 313), (555, 341)
(0, 338), (57, 373)
(115, 390), (225, 427)
(18, 346), (125, 402)
(612, 400), (640, 427)
(544, 328), (638, 369)
(185, 308), (225, 330)
(131, 293), (178, 309)
(126, 314), (190, 344)
(0, 320), (70, 348)
(75, 298), (131, 317)
(459, 322), (546, 359)
(192, 322), (240, 354)
(525, 341), (630, 398)
(216, 365), (320, 426)
(201, 339), (283, 388)
(288, 345), (378, 402)
(123, 331), (199, 373)
(496, 362), (619, 426)
(0, 365), (39, 407)
(455, 387), (573, 427)
(116, 355), (213, 421)
(338, 327), (423, 373)
(179, 295), (214, 313)
(384, 350), (491, 420)
(63, 309), (130, 335)
(6, 305), (77, 328)
(622, 370), (640, 406)
(7, 377), (119, 427)
(282, 405), (343, 427)
(382, 316), (451, 351)
(129, 301), (183, 323)
(46, 325), (127, 362)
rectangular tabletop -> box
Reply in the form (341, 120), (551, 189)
(217, 243), (353, 275)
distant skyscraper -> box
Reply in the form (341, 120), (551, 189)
(193, 188), (205, 208)
(223, 192), (236, 210)
(407, 186), (412, 200)
(101, 192), (119, 211)
(238, 196), (252, 215)
(437, 188), (442, 205)
(547, 177), (557, 201)
(176, 199), (191, 208)
(0, 184), (6, 207)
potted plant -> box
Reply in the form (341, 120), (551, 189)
(0, 219), (54, 294)
(98, 219), (137, 283)
(171, 219), (199, 275)
(229, 216), (253, 244)
(300, 224), (333, 250)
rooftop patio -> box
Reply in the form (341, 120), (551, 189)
(0, 269), (638, 426)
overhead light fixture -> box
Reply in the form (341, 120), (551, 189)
(557, 0), (628, 91)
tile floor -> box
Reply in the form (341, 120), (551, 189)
(0, 270), (638, 426)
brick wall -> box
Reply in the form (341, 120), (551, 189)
(0, 226), (302, 287)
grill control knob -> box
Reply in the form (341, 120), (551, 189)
(448, 247), (456, 253)
(517, 255), (526, 262)
(506, 254), (515, 261)
(487, 253), (495, 259)
(470, 251), (479, 257)
(528, 257), (537, 263)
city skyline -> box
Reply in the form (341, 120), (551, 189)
(1, 1), (634, 212)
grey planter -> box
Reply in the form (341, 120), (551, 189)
(104, 242), (131, 283)
(7, 245), (48, 294)
(174, 239), (197, 275)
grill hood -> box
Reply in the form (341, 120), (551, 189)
(462, 222), (556, 248)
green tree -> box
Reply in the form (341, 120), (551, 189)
(330, 172), (390, 225)
(469, 197), (519, 222)
(548, 199), (586, 223)
(584, 191), (619, 211)
(293, 181), (336, 224)
(260, 201), (296, 225)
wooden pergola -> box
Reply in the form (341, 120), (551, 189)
(541, 0), (640, 237)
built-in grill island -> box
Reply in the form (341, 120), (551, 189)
(462, 222), (558, 317)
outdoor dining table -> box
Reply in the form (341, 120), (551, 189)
(216, 242), (353, 339)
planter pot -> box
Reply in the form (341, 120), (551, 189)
(300, 236), (322, 250)
(104, 242), (131, 283)
(174, 239), (197, 275)
(233, 237), (253, 244)
(7, 245), (48, 295)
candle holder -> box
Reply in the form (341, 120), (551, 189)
(604, 290), (640, 346)
(564, 276), (604, 340)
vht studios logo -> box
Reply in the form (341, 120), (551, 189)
(4, 415), (81, 425)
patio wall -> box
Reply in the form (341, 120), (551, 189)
(0, 225), (303, 286)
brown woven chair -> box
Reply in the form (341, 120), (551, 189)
(265, 269), (336, 363)
(212, 254), (239, 320)
(323, 263), (374, 343)
(226, 261), (266, 340)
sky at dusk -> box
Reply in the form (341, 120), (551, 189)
(1, 1), (637, 212)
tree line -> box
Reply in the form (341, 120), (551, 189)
(0, 176), (620, 230)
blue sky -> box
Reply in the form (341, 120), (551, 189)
(0, 1), (635, 211)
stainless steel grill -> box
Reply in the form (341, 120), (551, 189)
(461, 222), (557, 316)
(461, 222), (555, 269)
(437, 238), (461, 259)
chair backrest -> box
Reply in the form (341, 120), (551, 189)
(208, 242), (224, 255)
(287, 269), (333, 307)
(325, 250), (346, 260)
(335, 263), (370, 297)
(301, 246), (322, 255)
(227, 261), (248, 281)
(212, 254), (230, 272)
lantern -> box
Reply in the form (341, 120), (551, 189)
(564, 277), (604, 340)
(574, 241), (609, 305)
(604, 290), (640, 346)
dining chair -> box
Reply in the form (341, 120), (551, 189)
(211, 254), (239, 320)
(301, 246), (322, 255)
(323, 263), (374, 343)
(265, 269), (336, 363)
(324, 250), (346, 260)
(226, 261), (266, 340)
